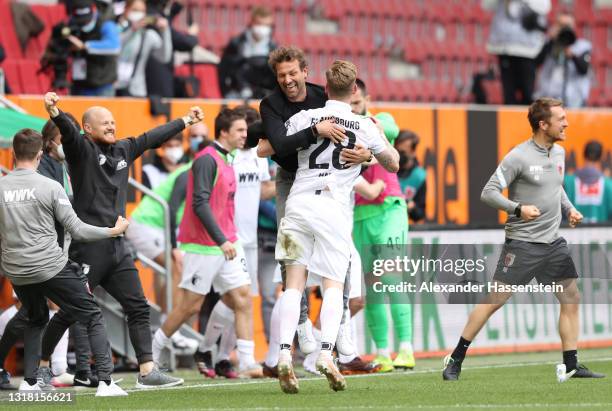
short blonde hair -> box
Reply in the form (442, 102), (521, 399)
(325, 60), (357, 98)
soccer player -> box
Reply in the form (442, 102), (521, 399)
(351, 80), (416, 372)
(252, 45), (373, 376)
(443, 98), (605, 381)
(152, 108), (263, 378)
(42, 92), (201, 388)
(0, 129), (129, 396)
(197, 105), (275, 379)
(258, 60), (399, 393)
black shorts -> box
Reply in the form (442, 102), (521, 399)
(493, 237), (578, 285)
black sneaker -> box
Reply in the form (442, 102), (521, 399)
(571, 364), (605, 378)
(0, 368), (16, 390)
(73, 370), (99, 388)
(215, 360), (238, 379)
(442, 355), (462, 381)
(194, 350), (216, 378)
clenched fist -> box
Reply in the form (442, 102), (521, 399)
(183, 106), (204, 127)
(44, 92), (60, 117)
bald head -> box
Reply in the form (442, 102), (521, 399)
(82, 106), (116, 145)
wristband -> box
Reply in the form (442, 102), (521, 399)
(514, 204), (522, 218)
(311, 124), (319, 138)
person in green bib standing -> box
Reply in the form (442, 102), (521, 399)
(351, 79), (415, 372)
(564, 140), (612, 223)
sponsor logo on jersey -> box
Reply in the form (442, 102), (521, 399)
(3, 188), (36, 202)
(238, 172), (260, 183)
(529, 165), (544, 180)
(116, 159), (128, 171)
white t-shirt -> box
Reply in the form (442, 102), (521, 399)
(233, 147), (271, 247)
(285, 100), (386, 207)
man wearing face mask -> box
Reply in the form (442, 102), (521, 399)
(142, 134), (187, 190)
(188, 122), (211, 158)
(218, 6), (277, 99)
(116, 0), (172, 97)
(395, 130), (427, 223)
(42, 0), (120, 96)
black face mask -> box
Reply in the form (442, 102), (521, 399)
(399, 153), (410, 169)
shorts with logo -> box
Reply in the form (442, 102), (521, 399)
(276, 192), (352, 283)
(125, 220), (164, 260)
(493, 237), (578, 285)
(179, 246), (250, 295)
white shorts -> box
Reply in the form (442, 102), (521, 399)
(244, 245), (259, 295)
(348, 243), (362, 299)
(125, 220), (164, 260)
(275, 193), (352, 283)
(273, 245), (361, 298)
(179, 247), (250, 296)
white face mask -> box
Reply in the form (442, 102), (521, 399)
(56, 144), (66, 161)
(81, 13), (98, 33)
(251, 24), (272, 41)
(127, 11), (145, 24)
(164, 147), (184, 164)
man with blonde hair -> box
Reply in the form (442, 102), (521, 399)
(258, 60), (399, 394)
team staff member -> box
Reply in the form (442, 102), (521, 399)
(42, 92), (203, 388)
(0, 129), (129, 396)
(153, 108), (263, 378)
(443, 98), (604, 381)
(250, 46), (373, 374)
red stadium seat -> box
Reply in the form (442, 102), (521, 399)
(175, 63), (221, 99)
(0, 0), (24, 59)
(2, 59), (21, 93)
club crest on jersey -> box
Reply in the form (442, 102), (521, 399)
(557, 164), (564, 176)
(98, 154), (107, 165)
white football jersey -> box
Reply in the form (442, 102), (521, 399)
(285, 100), (386, 206)
(234, 147), (271, 246)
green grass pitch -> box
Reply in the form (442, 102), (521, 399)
(2, 348), (611, 410)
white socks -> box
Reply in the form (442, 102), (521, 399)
(279, 288), (302, 348)
(154, 329), (171, 349)
(50, 311), (69, 375)
(264, 294), (282, 368)
(218, 328), (236, 361)
(199, 300), (234, 353)
(399, 341), (414, 352)
(236, 339), (256, 370)
(378, 347), (391, 358)
(320, 287), (343, 349)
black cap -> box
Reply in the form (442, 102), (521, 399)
(70, 0), (95, 26)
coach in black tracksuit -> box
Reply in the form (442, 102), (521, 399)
(41, 92), (203, 387)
